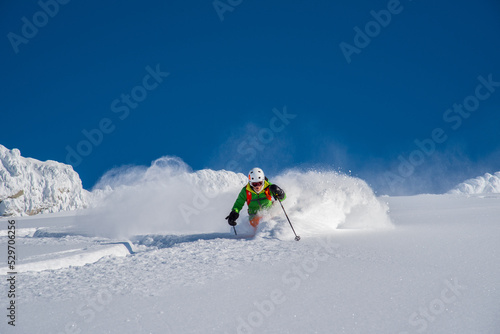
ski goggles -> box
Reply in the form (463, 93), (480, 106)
(251, 181), (264, 188)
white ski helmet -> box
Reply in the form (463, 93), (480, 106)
(248, 167), (265, 184)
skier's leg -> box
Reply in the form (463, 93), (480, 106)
(249, 215), (262, 230)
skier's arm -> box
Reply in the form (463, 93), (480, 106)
(231, 187), (247, 213)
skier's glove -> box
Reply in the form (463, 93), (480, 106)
(225, 210), (239, 226)
(270, 184), (285, 200)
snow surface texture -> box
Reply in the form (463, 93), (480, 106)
(0, 145), (89, 216)
(1, 194), (499, 333)
(448, 171), (500, 194)
(77, 156), (392, 239)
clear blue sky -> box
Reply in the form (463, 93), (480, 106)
(2, 0), (500, 194)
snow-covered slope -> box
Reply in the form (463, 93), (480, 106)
(1, 193), (499, 333)
(448, 171), (500, 194)
(0, 154), (498, 333)
(0, 145), (89, 216)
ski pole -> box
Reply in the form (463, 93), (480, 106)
(233, 226), (237, 236)
(276, 198), (300, 241)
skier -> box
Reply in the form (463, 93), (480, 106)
(225, 167), (286, 229)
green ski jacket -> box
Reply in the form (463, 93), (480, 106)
(231, 180), (286, 215)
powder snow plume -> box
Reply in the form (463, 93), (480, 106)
(78, 157), (392, 239)
(77, 157), (247, 238)
(272, 170), (393, 235)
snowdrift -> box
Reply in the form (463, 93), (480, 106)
(77, 157), (392, 239)
(448, 171), (500, 194)
(0, 144), (89, 216)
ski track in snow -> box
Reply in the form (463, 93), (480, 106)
(0, 212), (398, 309)
(9, 231), (339, 302)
